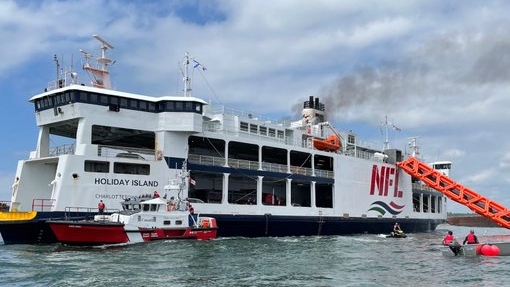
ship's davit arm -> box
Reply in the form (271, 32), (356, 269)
(397, 157), (510, 229)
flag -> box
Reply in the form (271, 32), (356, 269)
(392, 124), (401, 132)
(193, 60), (207, 71)
(189, 178), (196, 186)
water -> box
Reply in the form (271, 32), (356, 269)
(1, 224), (510, 287)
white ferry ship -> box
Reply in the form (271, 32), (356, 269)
(0, 36), (447, 244)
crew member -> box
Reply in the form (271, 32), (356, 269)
(463, 230), (479, 245)
(98, 200), (105, 215)
(443, 230), (461, 256)
(153, 191), (160, 198)
(442, 230), (454, 245)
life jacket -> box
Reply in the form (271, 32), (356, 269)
(443, 234), (453, 245)
(466, 233), (477, 244)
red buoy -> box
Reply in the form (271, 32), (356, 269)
(475, 244), (483, 255)
(490, 245), (500, 256)
(481, 244), (493, 256)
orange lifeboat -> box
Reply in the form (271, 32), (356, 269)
(313, 135), (341, 151)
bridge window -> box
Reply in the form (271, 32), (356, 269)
(114, 162), (150, 175)
(84, 160), (110, 173)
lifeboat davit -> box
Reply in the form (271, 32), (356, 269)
(313, 135), (341, 151)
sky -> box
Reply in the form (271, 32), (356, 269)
(1, 0), (510, 213)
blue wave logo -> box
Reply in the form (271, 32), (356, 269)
(368, 201), (405, 216)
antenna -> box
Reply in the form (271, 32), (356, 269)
(82, 35), (114, 89)
(54, 54), (59, 84)
(93, 35), (114, 49)
(182, 52), (192, 97)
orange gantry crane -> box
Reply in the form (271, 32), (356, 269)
(397, 157), (510, 229)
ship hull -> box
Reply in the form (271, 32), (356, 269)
(0, 211), (88, 245)
(1, 213), (443, 244)
(207, 214), (443, 237)
(0, 219), (57, 244)
(48, 221), (129, 245)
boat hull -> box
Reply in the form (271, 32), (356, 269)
(47, 220), (218, 246)
(48, 221), (129, 245)
(441, 242), (510, 257)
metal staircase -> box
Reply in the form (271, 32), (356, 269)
(397, 157), (510, 229)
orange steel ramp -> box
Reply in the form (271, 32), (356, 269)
(397, 157), (510, 229)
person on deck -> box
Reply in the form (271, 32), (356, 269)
(443, 230), (461, 256)
(463, 230), (479, 245)
(98, 200), (105, 215)
(153, 191), (160, 198)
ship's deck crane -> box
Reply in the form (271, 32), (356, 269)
(397, 157), (510, 229)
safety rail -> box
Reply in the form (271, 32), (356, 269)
(50, 144), (75, 156)
(189, 153), (333, 178)
(0, 201), (10, 212)
(398, 157), (510, 229)
(63, 206), (121, 220)
(32, 198), (55, 212)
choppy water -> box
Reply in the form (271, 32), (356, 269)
(1, 224), (510, 287)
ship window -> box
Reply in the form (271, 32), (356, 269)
(79, 92), (88, 102)
(129, 99), (138, 109)
(150, 204), (157, 211)
(113, 162), (150, 175)
(240, 122), (248, 132)
(175, 220), (183, 225)
(110, 96), (119, 105)
(90, 93), (98, 103)
(175, 102), (183, 111)
(195, 103), (201, 112)
(259, 126), (267, 136)
(84, 160), (110, 173)
(164, 101), (174, 111)
(148, 102), (156, 112)
(100, 95), (109, 105)
(139, 101), (147, 111)
(120, 98), (128, 108)
(249, 124), (257, 134)
(185, 102), (193, 111)
(163, 220), (171, 225)
(277, 130), (284, 139)
(67, 92), (74, 103)
(268, 128), (276, 137)
(347, 135), (355, 144)
(143, 204), (150, 211)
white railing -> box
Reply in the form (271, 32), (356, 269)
(188, 153), (334, 178)
(50, 144), (75, 156)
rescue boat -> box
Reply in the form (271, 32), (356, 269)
(313, 135), (341, 151)
(48, 197), (217, 246)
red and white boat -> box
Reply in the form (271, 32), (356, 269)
(48, 197), (217, 246)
